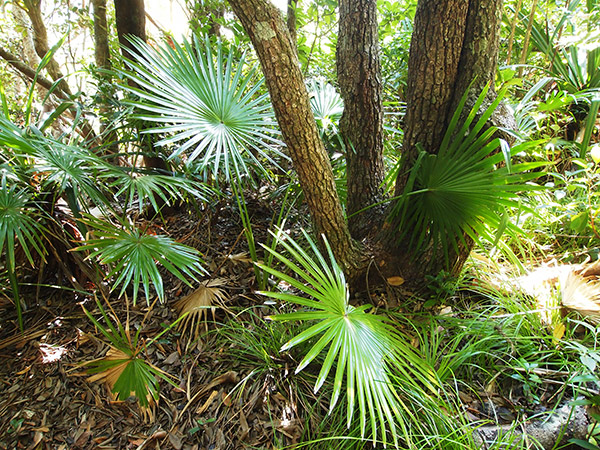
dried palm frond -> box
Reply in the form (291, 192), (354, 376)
(174, 278), (229, 339)
(561, 269), (600, 324)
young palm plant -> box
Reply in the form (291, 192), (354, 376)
(82, 296), (184, 411)
(118, 35), (285, 184)
(257, 230), (440, 448)
(75, 216), (206, 305)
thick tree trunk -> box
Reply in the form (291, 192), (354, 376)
(114, 0), (147, 56)
(337, 0), (387, 241)
(378, 0), (505, 286)
(228, 0), (364, 273)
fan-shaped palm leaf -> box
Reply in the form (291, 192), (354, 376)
(257, 230), (438, 447)
(0, 117), (110, 228)
(119, 36), (285, 183)
(174, 278), (228, 339)
(82, 298), (181, 409)
(75, 217), (206, 304)
(392, 85), (544, 265)
(308, 79), (344, 137)
(103, 168), (213, 215)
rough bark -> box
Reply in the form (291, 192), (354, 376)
(401, 0), (469, 162)
(337, 0), (387, 241)
(228, 0), (363, 273)
(21, 0), (72, 95)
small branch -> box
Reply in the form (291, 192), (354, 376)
(0, 45), (69, 100)
(0, 45), (97, 140)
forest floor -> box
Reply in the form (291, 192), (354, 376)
(0, 197), (593, 449)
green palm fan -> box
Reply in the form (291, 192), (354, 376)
(75, 216), (206, 305)
(392, 84), (544, 266)
(82, 297), (184, 410)
(119, 35), (286, 183)
(258, 230), (439, 447)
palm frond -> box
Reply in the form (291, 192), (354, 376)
(82, 298), (182, 409)
(119, 35), (286, 183)
(76, 217), (206, 304)
(258, 230), (438, 447)
(0, 174), (47, 330)
(391, 84), (544, 265)
(308, 79), (344, 137)
(103, 168), (213, 214)
(174, 278), (229, 339)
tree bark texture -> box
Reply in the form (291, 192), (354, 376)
(228, 0), (363, 273)
(337, 0), (387, 241)
(114, 0), (171, 177)
(21, 0), (72, 95)
(400, 0), (469, 165)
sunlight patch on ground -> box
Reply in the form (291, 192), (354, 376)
(39, 343), (68, 364)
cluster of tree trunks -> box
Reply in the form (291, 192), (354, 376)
(229, 0), (505, 290)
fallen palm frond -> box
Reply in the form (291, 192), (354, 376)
(174, 278), (229, 339)
(561, 265), (600, 324)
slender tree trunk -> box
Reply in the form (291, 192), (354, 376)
(228, 0), (363, 273)
(337, 0), (386, 240)
(92, 0), (111, 71)
(91, 0), (119, 159)
(286, 0), (297, 51)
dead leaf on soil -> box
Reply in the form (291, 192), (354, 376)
(175, 279), (229, 339)
(387, 276), (405, 286)
(228, 252), (252, 264)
